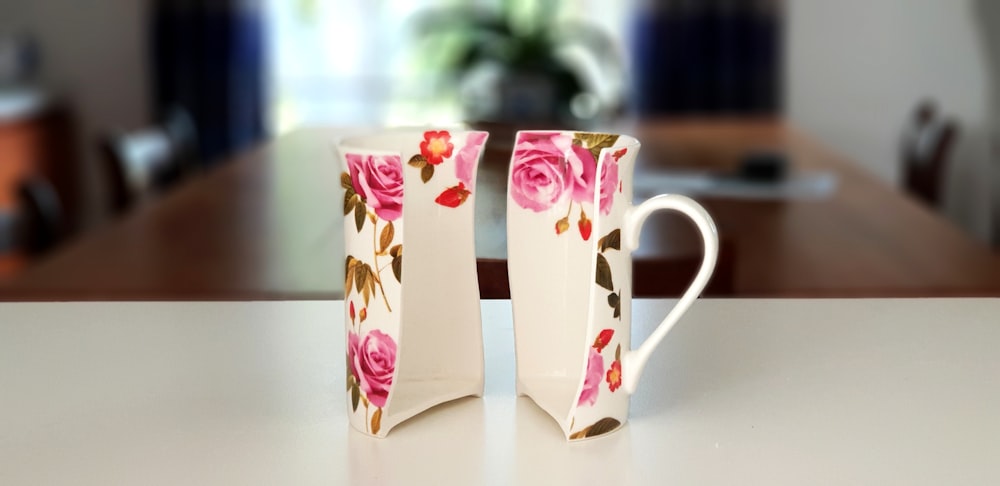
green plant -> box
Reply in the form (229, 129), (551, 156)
(408, 0), (624, 123)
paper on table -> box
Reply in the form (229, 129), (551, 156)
(633, 170), (838, 201)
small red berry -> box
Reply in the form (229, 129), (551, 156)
(435, 182), (471, 207)
(578, 212), (592, 241)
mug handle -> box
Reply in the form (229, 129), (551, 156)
(620, 194), (719, 394)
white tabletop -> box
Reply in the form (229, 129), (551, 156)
(1, 299), (998, 485)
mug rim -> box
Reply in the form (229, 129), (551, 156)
(338, 126), (486, 153)
(513, 130), (640, 149)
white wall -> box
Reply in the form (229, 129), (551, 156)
(786, 0), (997, 242)
(1, 0), (152, 228)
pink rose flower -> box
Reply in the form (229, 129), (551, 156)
(509, 133), (573, 212)
(578, 348), (604, 407)
(455, 131), (488, 186)
(346, 153), (403, 221)
(348, 329), (397, 408)
(598, 151), (619, 215)
(564, 144), (598, 204)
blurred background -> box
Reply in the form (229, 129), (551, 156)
(0, 0), (997, 292)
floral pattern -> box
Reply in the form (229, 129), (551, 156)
(606, 358), (622, 392)
(342, 130), (486, 436)
(343, 154), (407, 435)
(420, 130), (454, 165)
(341, 166), (401, 313)
(578, 348), (604, 406)
(575, 328), (623, 407)
(456, 132), (488, 186)
(510, 132), (621, 241)
(408, 130), (485, 207)
(345, 154), (404, 221)
(348, 329), (397, 408)
(598, 152), (620, 216)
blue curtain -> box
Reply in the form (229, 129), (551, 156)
(630, 0), (782, 115)
(151, 0), (267, 164)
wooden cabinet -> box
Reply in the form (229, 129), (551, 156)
(0, 100), (76, 278)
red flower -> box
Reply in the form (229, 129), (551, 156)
(359, 307), (368, 322)
(606, 359), (622, 392)
(435, 182), (471, 207)
(349, 301), (356, 322)
(612, 148), (627, 161)
(420, 130), (454, 165)
(578, 211), (592, 240)
(592, 329), (614, 352)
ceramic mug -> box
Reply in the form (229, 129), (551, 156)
(506, 130), (718, 440)
(338, 128), (489, 437)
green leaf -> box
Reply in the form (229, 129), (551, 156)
(355, 263), (368, 304)
(371, 407), (383, 434)
(421, 164), (434, 183)
(354, 202), (366, 232)
(340, 172), (354, 190)
(408, 154), (428, 168)
(595, 253), (614, 291)
(608, 291), (621, 319)
(345, 256), (357, 297)
(361, 270), (373, 307)
(351, 382), (360, 411)
(390, 244), (402, 283)
(365, 266), (377, 304)
(598, 229), (621, 253)
(586, 417), (622, 438)
(392, 255), (402, 283)
(343, 191), (356, 216)
(379, 221), (395, 254)
(346, 355), (353, 390)
(574, 132), (620, 163)
(568, 417), (622, 440)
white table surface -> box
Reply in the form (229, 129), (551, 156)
(1, 299), (998, 485)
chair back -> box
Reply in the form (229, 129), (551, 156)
(0, 176), (64, 268)
(901, 101), (959, 207)
(16, 176), (64, 254)
(102, 108), (197, 213)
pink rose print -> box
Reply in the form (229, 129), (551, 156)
(510, 132), (573, 212)
(455, 131), (487, 186)
(577, 347), (605, 407)
(348, 329), (397, 408)
(598, 152), (619, 215)
(564, 143), (598, 204)
(346, 153), (404, 221)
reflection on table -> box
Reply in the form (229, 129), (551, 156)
(1, 119), (998, 300)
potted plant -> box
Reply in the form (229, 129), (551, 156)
(407, 0), (625, 127)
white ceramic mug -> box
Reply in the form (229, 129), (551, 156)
(338, 128), (489, 437)
(506, 130), (718, 440)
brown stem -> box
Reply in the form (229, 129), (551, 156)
(371, 217), (393, 313)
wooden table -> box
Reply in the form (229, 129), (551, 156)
(2, 299), (998, 484)
(1, 120), (997, 300)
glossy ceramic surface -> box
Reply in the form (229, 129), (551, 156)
(506, 130), (719, 440)
(338, 128), (488, 437)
